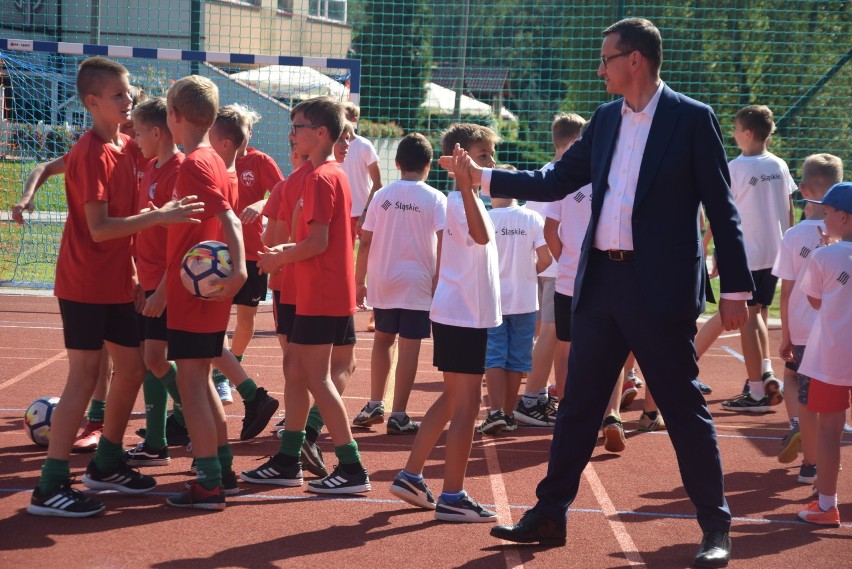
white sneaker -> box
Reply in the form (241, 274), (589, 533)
(215, 381), (233, 406)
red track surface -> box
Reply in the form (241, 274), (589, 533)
(0, 292), (849, 568)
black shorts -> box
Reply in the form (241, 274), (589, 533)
(276, 299), (296, 338)
(167, 329), (226, 360)
(290, 314), (356, 346)
(749, 268), (778, 307)
(374, 308), (431, 340)
(432, 320), (487, 375)
(136, 290), (168, 341)
(232, 261), (268, 307)
(553, 292), (573, 342)
(58, 299), (140, 350)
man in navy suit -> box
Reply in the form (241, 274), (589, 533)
(441, 18), (752, 568)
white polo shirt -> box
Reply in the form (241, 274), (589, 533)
(362, 180), (446, 311)
(341, 134), (380, 215)
(488, 205), (546, 315)
(797, 241), (852, 386)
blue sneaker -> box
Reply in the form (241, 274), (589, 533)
(435, 491), (497, 523)
(389, 471), (436, 510)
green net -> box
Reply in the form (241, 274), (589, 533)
(2, 1), (850, 287)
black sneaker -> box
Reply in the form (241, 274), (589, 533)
(389, 471), (436, 510)
(240, 388), (280, 441)
(124, 442), (170, 467)
(82, 460), (156, 494)
(477, 411), (508, 435)
(27, 480), (105, 518)
(353, 402), (385, 427)
(269, 416), (286, 435)
(696, 379), (713, 395)
(186, 471), (240, 496)
(386, 414), (420, 435)
(721, 394), (770, 413)
(435, 492), (497, 523)
(503, 415), (518, 432)
(300, 439), (328, 478)
(239, 455), (303, 487)
(513, 400), (556, 427)
(135, 414), (190, 447)
(307, 465), (371, 494)
(166, 481), (225, 511)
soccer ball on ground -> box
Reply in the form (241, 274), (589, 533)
(24, 396), (60, 446)
(181, 240), (233, 299)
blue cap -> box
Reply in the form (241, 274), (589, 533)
(805, 181), (852, 214)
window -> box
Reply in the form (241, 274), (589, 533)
(277, 0), (293, 11)
(309, 0), (347, 23)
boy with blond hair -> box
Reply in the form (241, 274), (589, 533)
(163, 76), (248, 510)
(721, 104), (795, 411)
(389, 123), (502, 522)
(796, 182), (852, 526)
(772, 154), (843, 484)
(353, 133), (446, 435)
(246, 97), (370, 493)
(27, 58), (202, 517)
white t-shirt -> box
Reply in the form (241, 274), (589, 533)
(522, 162), (558, 278)
(362, 180), (447, 311)
(488, 205), (546, 314)
(728, 152), (795, 270)
(771, 220), (825, 345)
(341, 134), (380, 215)
(543, 183), (593, 296)
(797, 241), (852, 386)
(430, 191), (501, 328)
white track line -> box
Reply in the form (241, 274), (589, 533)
(0, 350), (65, 391)
(583, 463), (646, 566)
(482, 438), (524, 569)
(718, 345), (745, 362)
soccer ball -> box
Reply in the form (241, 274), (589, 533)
(181, 240), (233, 299)
(24, 396), (59, 446)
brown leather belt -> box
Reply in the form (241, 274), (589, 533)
(593, 248), (635, 261)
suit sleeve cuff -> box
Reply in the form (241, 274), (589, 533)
(480, 168), (493, 196)
(719, 292), (752, 301)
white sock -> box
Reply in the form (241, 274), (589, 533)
(390, 411), (406, 421)
(627, 369), (637, 380)
(762, 359), (773, 374)
(522, 393), (538, 407)
(368, 400), (383, 408)
(818, 493), (838, 511)
(538, 388), (550, 404)
(748, 381), (766, 399)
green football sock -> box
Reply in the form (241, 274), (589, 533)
(217, 444), (234, 474)
(194, 456), (222, 490)
(86, 399), (106, 423)
(236, 378), (258, 402)
(278, 430), (306, 458)
(93, 435), (124, 472)
(335, 441), (363, 474)
(156, 363), (181, 405)
(38, 458), (70, 494)
(306, 406), (324, 443)
(143, 370), (168, 450)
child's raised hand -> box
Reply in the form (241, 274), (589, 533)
(817, 225), (835, 247)
(158, 195), (205, 224)
(452, 144), (474, 192)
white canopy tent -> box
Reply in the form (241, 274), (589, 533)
(228, 65), (348, 101)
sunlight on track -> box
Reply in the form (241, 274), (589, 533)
(0, 351), (65, 391)
(482, 438), (525, 569)
(584, 463), (647, 567)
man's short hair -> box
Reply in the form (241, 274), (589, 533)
(395, 133), (433, 173)
(167, 75), (219, 128)
(213, 103), (259, 147)
(292, 97), (346, 143)
(76, 57), (128, 101)
(131, 97), (169, 133)
(551, 113), (586, 147)
(343, 102), (360, 122)
(440, 123), (500, 157)
(802, 153), (843, 193)
(603, 18), (663, 73)
(735, 105), (776, 142)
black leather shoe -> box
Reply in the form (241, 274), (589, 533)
(693, 531), (731, 568)
(490, 509), (567, 546)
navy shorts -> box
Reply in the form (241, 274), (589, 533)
(374, 308), (431, 340)
(432, 320), (487, 375)
(290, 314), (356, 346)
(59, 299), (140, 350)
(233, 261), (268, 307)
(749, 268), (778, 307)
(167, 329), (226, 360)
(553, 291), (573, 342)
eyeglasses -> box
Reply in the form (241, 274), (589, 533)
(600, 50), (633, 68)
(290, 123), (320, 134)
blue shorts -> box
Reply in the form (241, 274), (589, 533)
(485, 312), (536, 372)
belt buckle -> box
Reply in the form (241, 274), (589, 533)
(608, 250), (627, 261)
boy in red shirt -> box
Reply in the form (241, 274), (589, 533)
(27, 58), (202, 518)
(163, 76), (248, 510)
(245, 97), (369, 493)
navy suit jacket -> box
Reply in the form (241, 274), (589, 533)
(491, 85), (753, 323)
